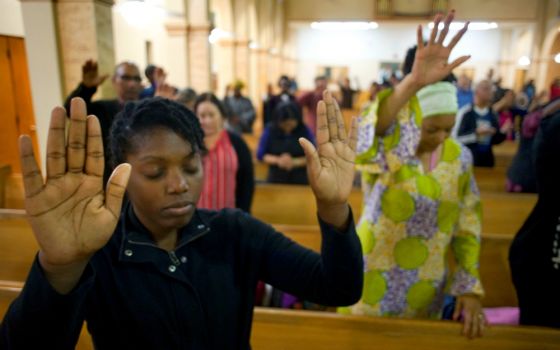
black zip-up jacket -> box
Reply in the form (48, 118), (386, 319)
(1, 205), (363, 349)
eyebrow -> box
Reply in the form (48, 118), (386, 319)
(137, 150), (197, 162)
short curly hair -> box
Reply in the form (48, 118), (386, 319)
(109, 97), (206, 169)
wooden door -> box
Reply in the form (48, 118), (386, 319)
(0, 35), (39, 173)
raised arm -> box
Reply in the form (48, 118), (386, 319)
(19, 98), (130, 293)
(64, 60), (109, 112)
(377, 11), (470, 135)
(298, 90), (358, 231)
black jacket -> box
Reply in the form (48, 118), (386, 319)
(1, 205), (363, 349)
(227, 131), (255, 212)
(509, 113), (560, 327)
(64, 83), (122, 183)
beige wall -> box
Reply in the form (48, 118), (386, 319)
(20, 1), (64, 167)
(0, 0), (25, 37)
(450, 0), (538, 21)
(286, 0), (374, 21)
(287, 0), (540, 22)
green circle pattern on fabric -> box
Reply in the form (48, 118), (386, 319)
(363, 271), (387, 305)
(394, 164), (417, 184)
(394, 238), (429, 269)
(383, 123), (401, 151)
(437, 201), (460, 233)
(381, 188), (415, 222)
(457, 172), (471, 200)
(441, 140), (461, 162)
(416, 175), (441, 200)
(452, 235), (481, 277)
(407, 281), (436, 309)
(357, 220), (376, 254)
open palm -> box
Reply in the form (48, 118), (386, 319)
(411, 11), (470, 87)
(19, 98), (130, 266)
(299, 91), (357, 206)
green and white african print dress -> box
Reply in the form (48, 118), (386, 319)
(340, 89), (484, 319)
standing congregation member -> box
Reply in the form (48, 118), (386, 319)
(509, 111), (560, 328)
(194, 93), (255, 212)
(0, 92), (363, 349)
(340, 11), (486, 339)
(64, 59), (143, 182)
(257, 101), (315, 185)
(455, 80), (506, 167)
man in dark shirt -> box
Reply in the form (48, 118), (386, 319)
(64, 60), (142, 142)
(64, 60), (143, 180)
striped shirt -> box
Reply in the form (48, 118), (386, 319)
(198, 130), (239, 210)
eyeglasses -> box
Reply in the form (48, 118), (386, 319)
(118, 75), (142, 83)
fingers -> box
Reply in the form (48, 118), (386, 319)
(347, 117), (358, 152)
(46, 107), (68, 180)
(436, 10), (454, 45)
(462, 310), (473, 338)
(19, 135), (44, 198)
(105, 163), (131, 219)
(85, 115), (104, 179)
(452, 299), (462, 321)
(323, 90), (339, 142)
(448, 21), (469, 50)
(333, 99), (348, 142)
(429, 13), (443, 45)
(477, 313), (487, 337)
(98, 74), (109, 85)
(298, 138), (320, 178)
(315, 100), (329, 146)
(448, 55), (471, 71)
(67, 98), (88, 174)
(416, 25), (424, 50)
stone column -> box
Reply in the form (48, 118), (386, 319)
(165, 19), (189, 90)
(55, 0), (115, 98)
(234, 39), (250, 87)
(187, 24), (212, 92)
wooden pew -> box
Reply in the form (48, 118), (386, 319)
(0, 211), (517, 307)
(273, 224), (517, 307)
(1, 285), (556, 350)
(474, 167), (508, 192)
(255, 162), (512, 190)
(0, 164), (10, 208)
(251, 308), (560, 350)
(252, 184), (536, 235)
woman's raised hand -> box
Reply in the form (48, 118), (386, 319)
(411, 10), (470, 88)
(19, 98), (130, 270)
(299, 91), (358, 230)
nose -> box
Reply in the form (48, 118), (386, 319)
(166, 168), (189, 194)
(436, 131), (448, 145)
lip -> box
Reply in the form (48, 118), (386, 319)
(162, 201), (195, 216)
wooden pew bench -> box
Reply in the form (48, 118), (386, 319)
(251, 308), (560, 350)
(1, 286), (556, 350)
(0, 211), (516, 307)
(251, 184), (537, 235)
(273, 224), (517, 307)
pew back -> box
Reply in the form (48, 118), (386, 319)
(252, 184), (536, 235)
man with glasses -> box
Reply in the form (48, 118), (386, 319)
(64, 59), (143, 181)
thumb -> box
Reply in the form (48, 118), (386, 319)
(299, 137), (320, 177)
(452, 298), (463, 321)
(97, 74), (109, 85)
(449, 55), (471, 72)
(105, 163), (131, 219)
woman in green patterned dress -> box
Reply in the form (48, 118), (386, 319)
(340, 11), (486, 338)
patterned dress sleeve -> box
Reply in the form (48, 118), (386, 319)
(449, 150), (484, 297)
(356, 88), (423, 176)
